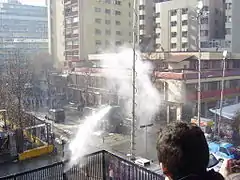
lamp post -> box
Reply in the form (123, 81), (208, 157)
(140, 123), (153, 157)
(196, 1), (203, 127)
(218, 50), (228, 137)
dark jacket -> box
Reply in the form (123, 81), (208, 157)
(179, 170), (224, 180)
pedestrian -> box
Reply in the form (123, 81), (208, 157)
(156, 122), (224, 180)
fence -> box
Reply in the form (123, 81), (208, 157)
(0, 150), (164, 180)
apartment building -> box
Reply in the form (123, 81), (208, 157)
(224, 0), (240, 53)
(0, 0), (48, 61)
(49, 0), (134, 66)
(48, 0), (65, 62)
(138, 0), (155, 52)
(155, 0), (225, 52)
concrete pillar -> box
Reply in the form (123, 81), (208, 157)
(176, 105), (182, 121)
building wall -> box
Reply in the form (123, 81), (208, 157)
(62, 0), (133, 62)
(48, 0), (65, 62)
(155, 0), (224, 52)
(229, 0), (240, 53)
(0, 1), (48, 60)
(138, 0), (155, 52)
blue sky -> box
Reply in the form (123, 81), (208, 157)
(20, 0), (45, 6)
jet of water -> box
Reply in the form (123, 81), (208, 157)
(67, 106), (111, 169)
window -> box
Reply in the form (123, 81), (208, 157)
(156, 23), (161, 28)
(115, 10), (121, 15)
(115, 0), (121, 5)
(139, 15), (145, 20)
(139, 25), (145, 29)
(116, 20), (121, 25)
(182, 31), (187, 37)
(95, 28), (101, 35)
(95, 18), (101, 24)
(72, 28), (79, 34)
(182, 8), (188, 14)
(116, 31), (121, 35)
(105, 29), (111, 35)
(201, 17), (208, 24)
(156, 13), (160, 17)
(171, 32), (177, 37)
(115, 41), (122, 46)
(95, 7), (101, 12)
(66, 18), (71, 24)
(105, 0), (111, 4)
(72, 6), (78, 12)
(227, 16), (232, 23)
(139, 5), (145, 10)
(182, 20), (188, 26)
(171, 21), (177, 27)
(203, 6), (209, 11)
(73, 40), (79, 45)
(171, 43), (176, 49)
(72, 17), (79, 23)
(171, 9), (177, 16)
(96, 40), (101, 46)
(105, 20), (111, 25)
(182, 42), (188, 48)
(226, 28), (231, 35)
(226, 3), (232, 10)
(200, 30), (208, 36)
(105, 9), (111, 14)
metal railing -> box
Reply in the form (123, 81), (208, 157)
(0, 150), (164, 180)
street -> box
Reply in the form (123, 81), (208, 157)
(0, 107), (164, 177)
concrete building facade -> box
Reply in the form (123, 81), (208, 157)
(49, 0), (134, 66)
(48, 0), (65, 63)
(155, 0), (225, 52)
(224, 0), (240, 53)
(138, 0), (155, 52)
(0, 0), (48, 61)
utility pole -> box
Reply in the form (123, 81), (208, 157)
(131, 0), (137, 161)
(196, 1), (203, 127)
(218, 50), (228, 136)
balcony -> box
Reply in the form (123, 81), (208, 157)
(187, 88), (240, 101)
(155, 69), (240, 80)
(0, 150), (163, 180)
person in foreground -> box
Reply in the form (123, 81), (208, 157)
(156, 122), (224, 180)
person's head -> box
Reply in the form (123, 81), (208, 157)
(156, 122), (209, 180)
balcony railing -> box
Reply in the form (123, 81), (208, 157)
(0, 150), (164, 180)
(156, 69), (240, 80)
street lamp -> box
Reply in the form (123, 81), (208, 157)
(140, 123), (153, 158)
(196, 1), (203, 127)
(218, 50), (228, 136)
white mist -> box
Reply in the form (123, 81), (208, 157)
(101, 48), (161, 125)
(68, 106), (111, 169)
